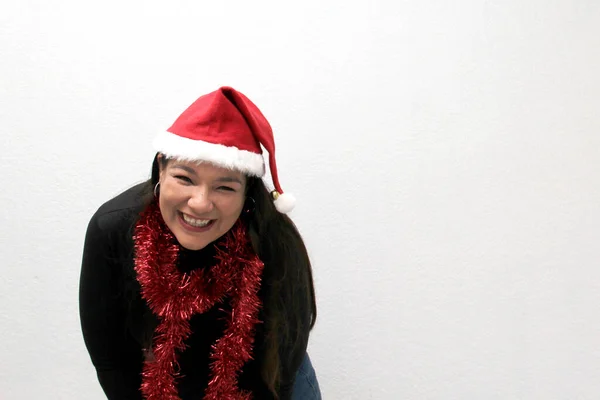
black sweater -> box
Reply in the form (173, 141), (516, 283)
(79, 183), (308, 399)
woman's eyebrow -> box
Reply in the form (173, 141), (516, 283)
(172, 165), (243, 184)
(172, 164), (196, 174)
(215, 176), (243, 185)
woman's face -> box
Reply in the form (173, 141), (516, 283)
(158, 158), (246, 251)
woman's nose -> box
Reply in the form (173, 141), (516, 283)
(187, 189), (214, 213)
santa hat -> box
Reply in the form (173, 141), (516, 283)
(152, 86), (296, 213)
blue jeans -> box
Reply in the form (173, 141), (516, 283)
(292, 353), (321, 399)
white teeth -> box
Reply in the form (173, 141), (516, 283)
(182, 214), (211, 227)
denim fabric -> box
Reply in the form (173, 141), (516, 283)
(292, 353), (322, 399)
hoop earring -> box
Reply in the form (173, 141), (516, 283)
(153, 182), (160, 197)
(244, 197), (256, 214)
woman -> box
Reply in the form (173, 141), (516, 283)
(79, 87), (321, 399)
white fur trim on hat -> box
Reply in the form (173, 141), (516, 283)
(153, 131), (265, 176)
(273, 192), (296, 214)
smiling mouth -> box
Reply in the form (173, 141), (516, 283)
(180, 212), (215, 229)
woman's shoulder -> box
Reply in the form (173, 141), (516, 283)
(90, 182), (149, 234)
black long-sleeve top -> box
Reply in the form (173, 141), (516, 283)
(79, 183), (309, 399)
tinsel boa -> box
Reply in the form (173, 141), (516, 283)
(133, 201), (264, 399)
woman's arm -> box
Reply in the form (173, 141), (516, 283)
(79, 212), (143, 400)
(278, 309), (311, 400)
(279, 263), (313, 399)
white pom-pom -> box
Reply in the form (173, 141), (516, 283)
(273, 192), (296, 214)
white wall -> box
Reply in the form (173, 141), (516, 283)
(1, 1), (599, 399)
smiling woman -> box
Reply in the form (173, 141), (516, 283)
(78, 87), (320, 400)
(157, 160), (247, 251)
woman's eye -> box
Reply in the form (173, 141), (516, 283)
(175, 175), (192, 183)
(218, 186), (235, 192)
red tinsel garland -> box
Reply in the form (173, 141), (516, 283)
(133, 201), (264, 400)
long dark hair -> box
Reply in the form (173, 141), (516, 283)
(136, 153), (317, 397)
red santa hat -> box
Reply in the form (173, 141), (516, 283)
(152, 86), (296, 213)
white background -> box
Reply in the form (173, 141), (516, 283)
(1, 1), (599, 399)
